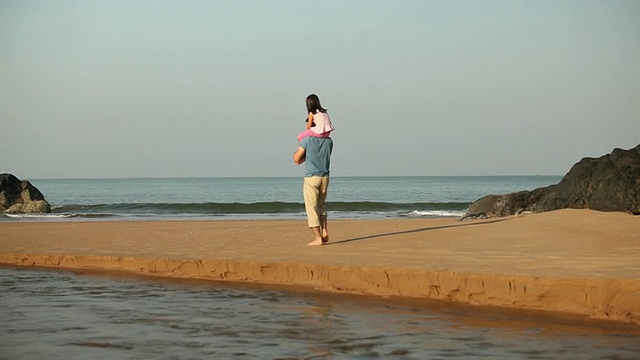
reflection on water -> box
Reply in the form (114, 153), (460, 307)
(1, 267), (639, 359)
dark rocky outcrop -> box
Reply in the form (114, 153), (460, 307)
(0, 173), (51, 214)
(463, 144), (640, 220)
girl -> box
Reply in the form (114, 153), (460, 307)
(297, 94), (334, 142)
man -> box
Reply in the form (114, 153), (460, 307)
(293, 135), (334, 246)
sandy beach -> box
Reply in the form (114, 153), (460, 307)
(1, 209), (639, 326)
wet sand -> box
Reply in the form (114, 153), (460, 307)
(1, 209), (639, 325)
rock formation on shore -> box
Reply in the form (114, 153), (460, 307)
(0, 173), (51, 214)
(463, 144), (640, 219)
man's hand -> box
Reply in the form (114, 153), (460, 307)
(293, 146), (306, 165)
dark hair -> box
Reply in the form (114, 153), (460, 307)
(306, 94), (327, 114)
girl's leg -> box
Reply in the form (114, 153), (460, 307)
(297, 129), (315, 142)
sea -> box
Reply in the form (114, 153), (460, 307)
(3, 176), (640, 359)
(3, 176), (563, 222)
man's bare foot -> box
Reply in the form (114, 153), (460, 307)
(307, 239), (324, 246)
(321, 228), (329, 243)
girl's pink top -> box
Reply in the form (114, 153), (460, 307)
(309, 111), (334, 135)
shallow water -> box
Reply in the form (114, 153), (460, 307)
(1, 267), (639, 359)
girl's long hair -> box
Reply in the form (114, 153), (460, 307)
(306, 94), (327, 114)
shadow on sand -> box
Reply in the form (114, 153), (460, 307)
(326, 218), (512, 246)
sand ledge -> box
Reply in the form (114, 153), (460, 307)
(1, 209), (639, 326)
(2, 253), (639, 326)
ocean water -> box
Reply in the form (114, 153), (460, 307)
(1, 267), (639, 360)
(2, 176), (562, 221)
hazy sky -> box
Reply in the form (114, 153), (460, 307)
(2, 0), (639, 178)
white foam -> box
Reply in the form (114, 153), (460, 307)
(409, 210), (464, 218)
(4, 213), (73, 219)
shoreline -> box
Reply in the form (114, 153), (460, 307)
(1, 209), (639, 326)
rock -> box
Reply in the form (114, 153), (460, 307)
(0, 173), (51, 214)
(463, 144), (640, 219)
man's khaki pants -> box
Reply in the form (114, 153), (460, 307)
(303, 176), (330, 227)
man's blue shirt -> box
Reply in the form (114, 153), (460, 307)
(299, 137), (333, 177)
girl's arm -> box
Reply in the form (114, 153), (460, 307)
(306, 113), (314, 130)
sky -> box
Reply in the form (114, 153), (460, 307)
(2, 0), (639, 179)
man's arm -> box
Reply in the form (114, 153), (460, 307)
(293, 146), (306, 165)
